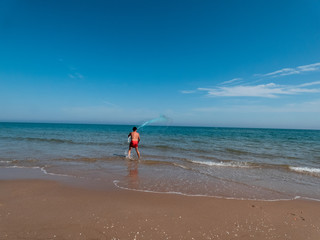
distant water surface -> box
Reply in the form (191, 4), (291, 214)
(1, 122), (319, 201)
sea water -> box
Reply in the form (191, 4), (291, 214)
(0, 122), (319, 201)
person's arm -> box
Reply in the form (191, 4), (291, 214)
(128, 132), (131, 138)
(138, 135), (140, 143)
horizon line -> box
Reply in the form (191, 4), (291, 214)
(1, 120), (319, 131)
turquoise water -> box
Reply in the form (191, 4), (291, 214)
(1, 122), (319, 200)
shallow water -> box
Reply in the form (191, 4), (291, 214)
(1, 122), (319, 201)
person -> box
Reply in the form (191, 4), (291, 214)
(128, 127), (140, 159)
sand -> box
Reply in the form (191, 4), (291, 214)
(0, 178), (320, 240)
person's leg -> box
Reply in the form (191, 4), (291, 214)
(135, 147), (140, 159)
(128, 147), (132, 158)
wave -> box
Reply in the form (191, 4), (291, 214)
(191, 159), (320, 178)
(289, 166), (320, 176)
(191, 160), (252, 168)
(124, 154), (320, 178)
(0, 160), (11, 163)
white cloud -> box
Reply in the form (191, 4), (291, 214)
(298, 81), (320, 87)
(181, 62), (320, 99)
(260, 62), (320, 78)
(297, 63), (320, 72)
(262, 68), (299, 77)
(197, 82), (320, 98)
(181, 90), (196, 94)
(221, 78), (243, 85)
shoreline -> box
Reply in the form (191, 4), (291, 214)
(1, 165), (320, 202)
(2, 164), (320, 203)
(112, 179), (320, 203)
(1, 168), (320, 239)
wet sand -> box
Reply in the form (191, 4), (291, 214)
(1, 178), (320, 240)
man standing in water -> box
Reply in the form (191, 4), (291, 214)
(128, 127), (140, 159)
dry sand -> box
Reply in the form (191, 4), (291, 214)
(0, 179), (319, 240)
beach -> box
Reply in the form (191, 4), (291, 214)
(1, 169), (320, 240)
(1, 123), (320, 239)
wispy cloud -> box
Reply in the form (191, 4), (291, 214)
(197, 82), (320, 98)
(221, 78), (243, 85)
(68, 73), (84, 79)
(181, 62), (320, 100)
(258, 62), (320, 78)
(59, 58), (84, 80)
(181, 90), (196, 94)
(103, 101), (119, 108)
(298, 80), (320, 87)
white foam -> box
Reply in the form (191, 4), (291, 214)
(4, 166), (73, 177)
(112, 180), (313, 202)
(6, 166), (40, 169)
(39, 167), (73, 177)
(191, 160), (251, 168)
(289, 166), (320, 175)
(173, 163), (190, 170)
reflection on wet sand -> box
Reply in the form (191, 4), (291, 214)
(127, 160), (139, 189)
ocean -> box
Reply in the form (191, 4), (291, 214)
(1, 122), (319, 201)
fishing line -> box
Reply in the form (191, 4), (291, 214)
(137, 114), (170, 130)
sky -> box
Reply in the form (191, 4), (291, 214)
(1, 0), (320, 129)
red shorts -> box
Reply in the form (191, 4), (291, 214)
(130, 140), (139, 148)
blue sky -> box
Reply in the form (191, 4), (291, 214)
(1, 0), (320, 129)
